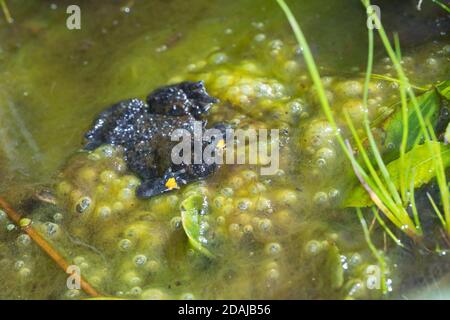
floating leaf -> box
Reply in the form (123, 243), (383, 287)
(343, 142), (450, 207)
(381, 89), (441, 163)
(180, 194), (214, 258)
(324, 243), (344, 289)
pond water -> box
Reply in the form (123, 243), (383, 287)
(0, 0), (449, 299)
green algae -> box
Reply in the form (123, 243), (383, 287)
(0, 0), (448, 300)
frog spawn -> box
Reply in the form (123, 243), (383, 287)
(53, 145), (307, 298)
(0, 112), (384, 299)
(38, 139), (386, 299)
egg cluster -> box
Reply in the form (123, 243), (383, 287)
(56, 145), (141, 225)
(45, 137), (393, 300)
(50, 140), (308, 298)
(180, 60), (298, 125)
(302, 237), (392, 299)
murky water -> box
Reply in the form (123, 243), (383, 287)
(0, 0), (448, 299)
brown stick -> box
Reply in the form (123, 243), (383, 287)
(0, 196), (100, 298)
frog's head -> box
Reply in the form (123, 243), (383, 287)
(146, 81), (218, 119)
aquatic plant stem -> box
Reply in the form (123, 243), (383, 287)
(426, 192), (446, 229)
(0, 0), (13, 24)
(358, 8), (411, 228)
(343, 114), (412, 230)
(276, 0), (413, 236)
(393, 34), (410, 204)
(426, 121), (450, 234)
(361, 0), (430, 143)
(359, 11), (418, 236)
(356, 208), (388, 294)
(432, 0), (450, 13)
(361, 16), (374, 116)
(408, 170), (422, 233)
(276, 0), (421, 239)
(362, 0), (448, 238)
(345, 139), (419, 239)
(364, 8), (450, 236)
(371, 207), (404, 247)
(368, 74), (430, 92)
(358, 5), (402, 211)
(0, 196), (101, 298)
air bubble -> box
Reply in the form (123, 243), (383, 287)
(254, 33), (266, 42)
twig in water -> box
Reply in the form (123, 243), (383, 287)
(0, 196), (100, 298)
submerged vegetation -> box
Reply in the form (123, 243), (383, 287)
(277, 0), (450, 260)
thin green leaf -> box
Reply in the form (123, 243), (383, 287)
(356, 208), (388, 294)
(432, 0), (450, 13)
(427, 192), (446, 229)
(427, 121), (450, 233)
(371, 207), (404, 247)
(369, 73), (430, 92)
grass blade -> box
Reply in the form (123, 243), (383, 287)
(432, 0), (450, 13)
(0, 0), (13, 24)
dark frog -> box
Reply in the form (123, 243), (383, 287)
(84, 81), (226, 199)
